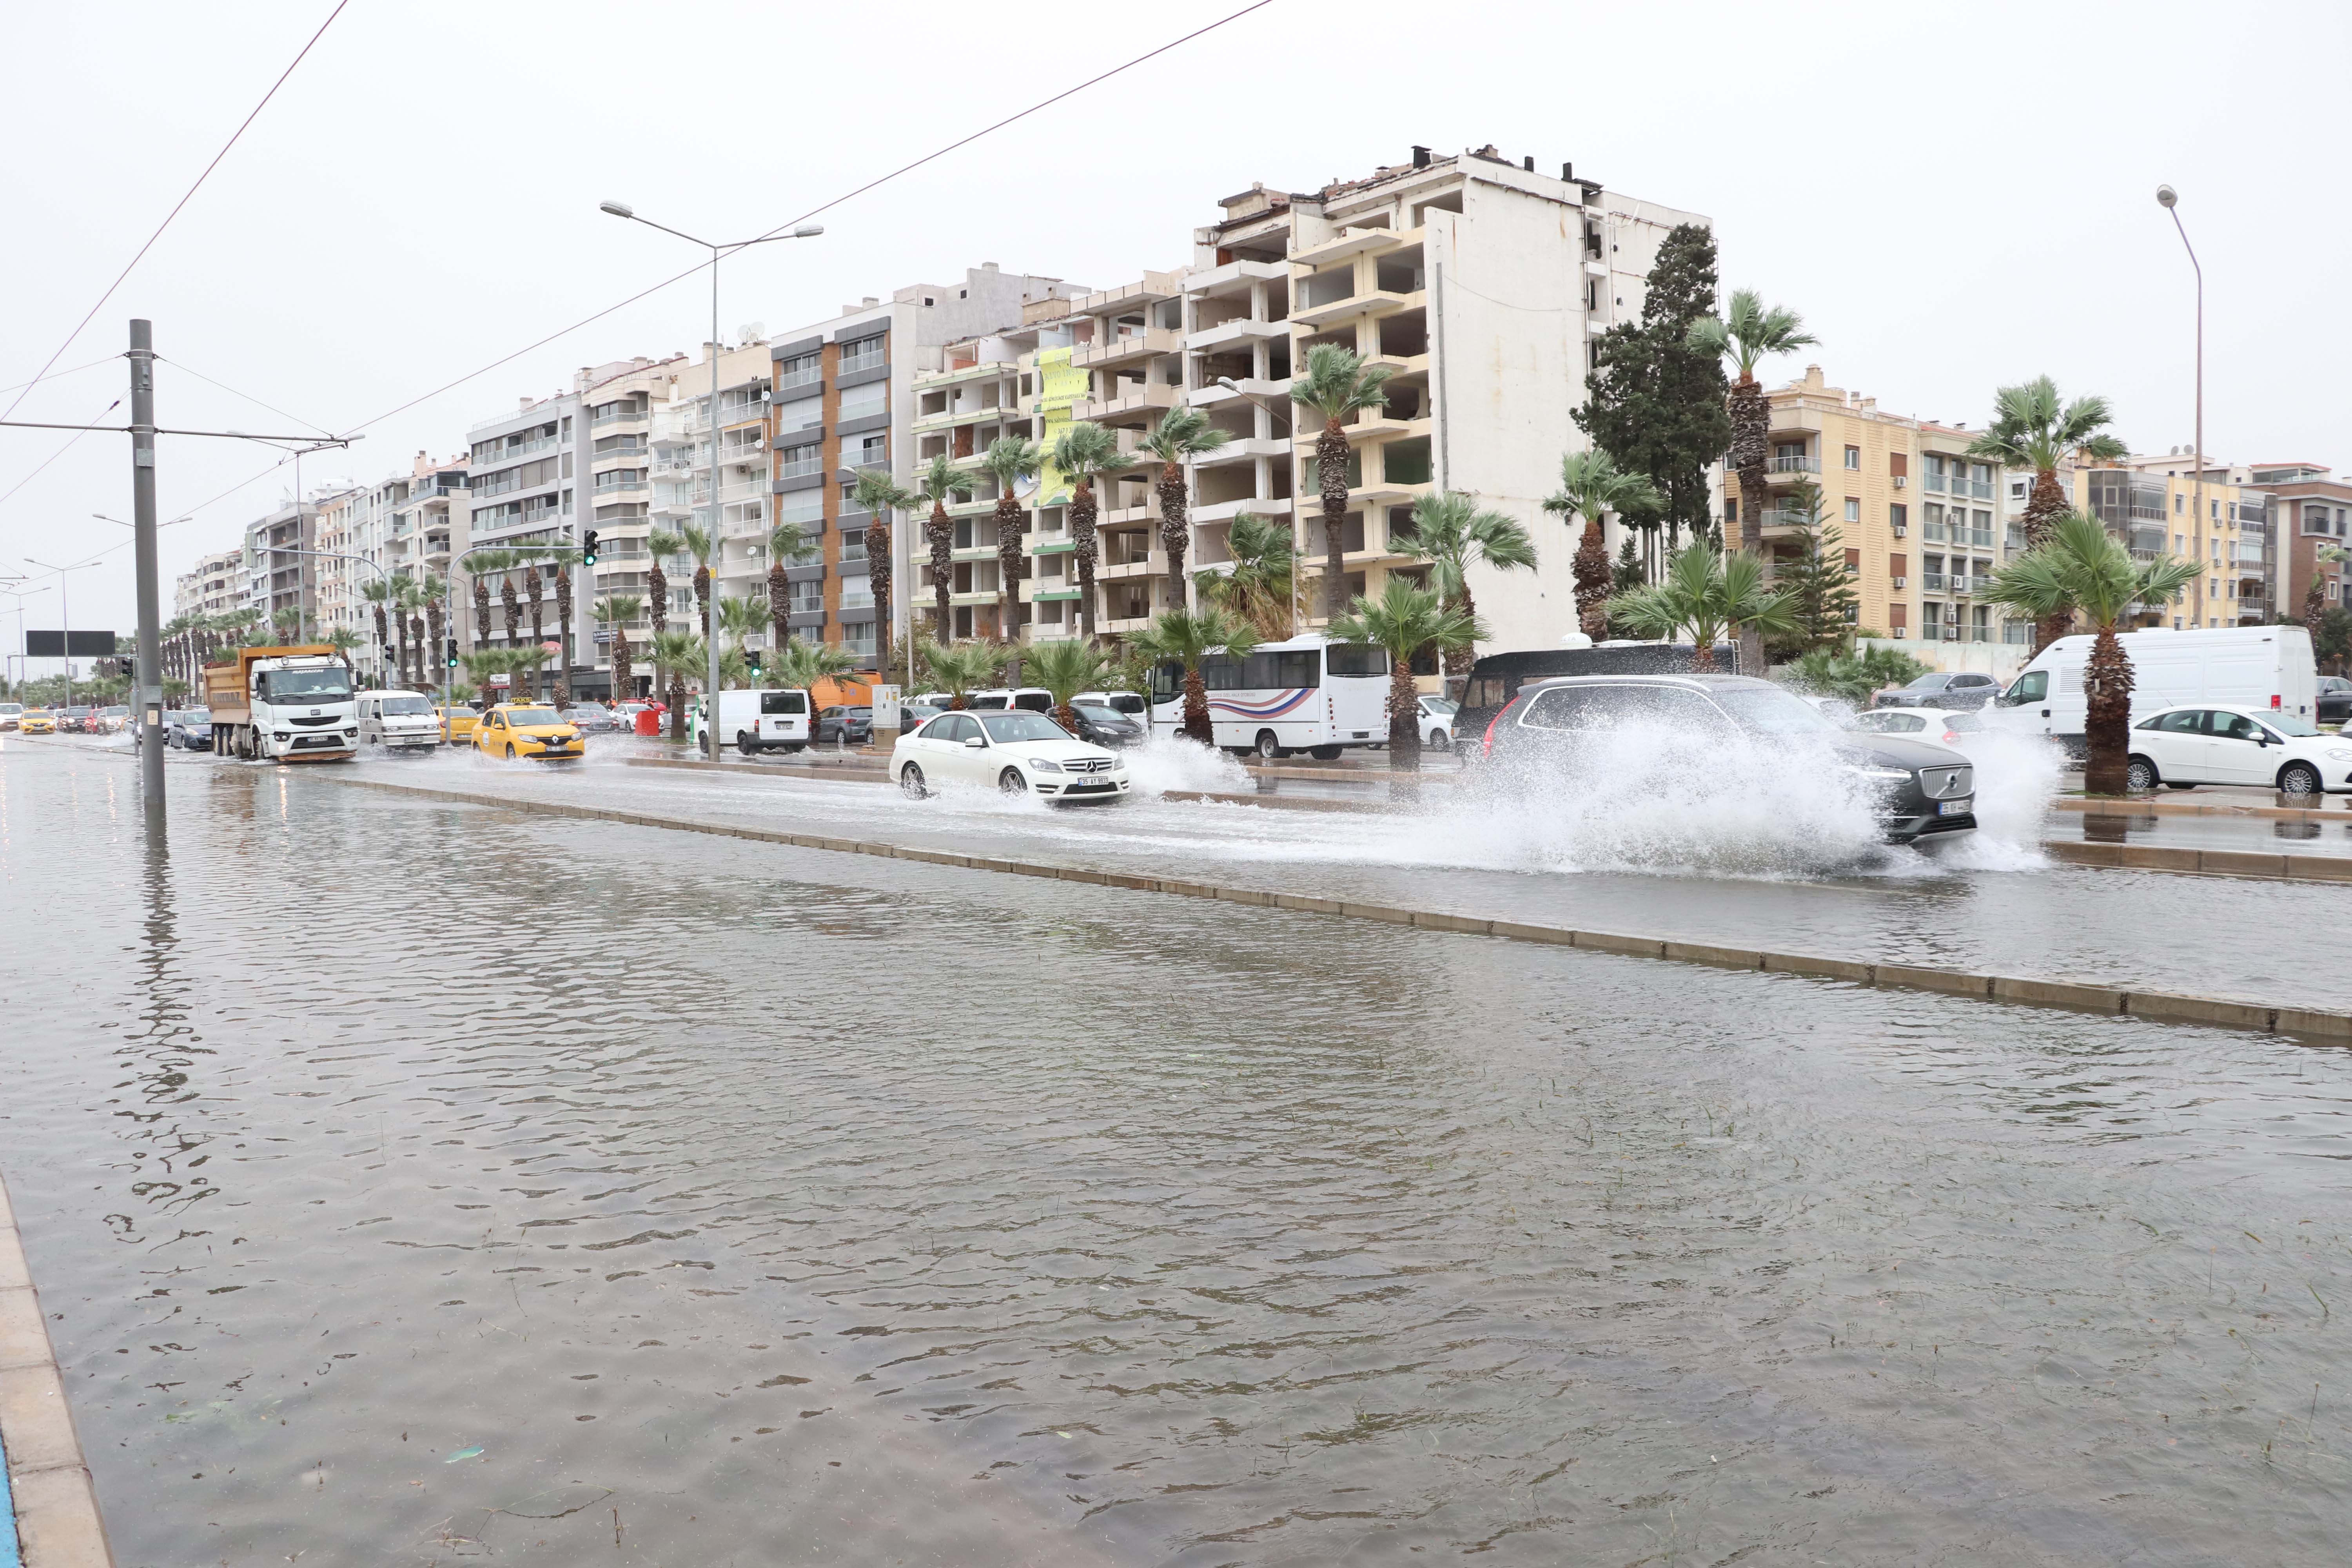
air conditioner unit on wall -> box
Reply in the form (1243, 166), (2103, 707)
(1893, 476), (1907, 488)
(1892, 576), (1907, 588)
(1892, 523), (1907, 537)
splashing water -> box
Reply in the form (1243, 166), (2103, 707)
(1120, 729), (1254, 797)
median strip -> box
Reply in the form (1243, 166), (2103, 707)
(312, 771), (2352, 1042)
(0, 1171), (116, 1568)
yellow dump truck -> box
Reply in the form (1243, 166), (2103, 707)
(202, 646), (358, 762)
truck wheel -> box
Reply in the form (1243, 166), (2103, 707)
(1308, 745), (1343, 760)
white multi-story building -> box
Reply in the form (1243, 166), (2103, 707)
(172, 547), (246, 621)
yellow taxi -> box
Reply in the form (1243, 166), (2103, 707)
(470, 702), (583, 761)
(18, 708), (57, 735)
(440, 702), (482, 746)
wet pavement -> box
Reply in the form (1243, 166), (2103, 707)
(8, 739), (2352, 1566)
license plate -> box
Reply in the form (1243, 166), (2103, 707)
(1938, 798), (1973, 817)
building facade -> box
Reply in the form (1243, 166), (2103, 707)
(172, 547), (246, 621)
(243, 498), (321, 639)
(2243, 463), (2348, 621)
(2074, 453), (2269, 630)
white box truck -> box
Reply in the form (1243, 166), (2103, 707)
(1981, 625), (2316, 751)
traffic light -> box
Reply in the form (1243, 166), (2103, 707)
(745, 647), (763, 673)
(445, 638), (459, 670)
(580, 528), (599, 566)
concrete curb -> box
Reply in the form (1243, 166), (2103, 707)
(310, 772), (2352, 1043)
(2042, 839), (2352, 882)
(2057, 794), (2352, 823)
(0, 1173), (114, 1568)
(621, 756), (887, 782)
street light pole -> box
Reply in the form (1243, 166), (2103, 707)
(129, 320), (167, 803)
(2157, 185), (2203, 622)
(599, 201), (820, 758)
(22, 558), (98, 706)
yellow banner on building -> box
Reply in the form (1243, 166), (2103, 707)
(1034, 347), (1090, 508)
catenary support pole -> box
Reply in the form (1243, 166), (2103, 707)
(130, 319), (165, 807)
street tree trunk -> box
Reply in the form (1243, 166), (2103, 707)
(1730, 374), (1768, 674)
(1387, 654), (1422, 777)
(612, 628), (632, 706)
(553, 567), (573, 707)
(1072, 476), (1100, 642)
(1181, 663), (1212, 745)
(526, 575), (546, 704)
(408, 612), (426, 688)
(1156, 462), (1190, 616)
(2025, 465), (2075, 653)
(1443, 584), (1476, 679)
(693, 564), (711, 640)
(995, 494), (1024, 658)
(426, 599), (445, 689)
(866, 514), (892, 683)
(927, 503), (954, 638)
(2082, 622), (2133, 795)
(768, 557), (791, 672)
(646, 560), (669, 640)
(1573, 519), (1612, 639)
(1318, 418), (1350, 621)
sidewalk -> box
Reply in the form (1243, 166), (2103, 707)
(0, 1172), (111, 1567)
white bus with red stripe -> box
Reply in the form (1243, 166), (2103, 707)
(1147, 633), (1392, 759)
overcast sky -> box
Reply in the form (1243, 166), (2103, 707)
(5, 0), (2346, 638)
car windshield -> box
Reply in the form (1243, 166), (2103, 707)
(978, 713), (1071, 743)
(1074, 705), (1129, 723)
(102, 706), (127, 716)
(381, 695), (435, 715)
(259, 668), (352, 704)
(186, 709), (209, 722)
(1421, 697), (1459, 715)
(506, 707), (561, 726)
(2265, 713), (2321, 738)
(1715, 686), (1842, 736)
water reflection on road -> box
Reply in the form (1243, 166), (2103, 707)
(5, 746), (2352, 1565)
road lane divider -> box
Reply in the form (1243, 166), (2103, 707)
(311, 772), (2352, 1042)
(0, 1170), (116, 1568)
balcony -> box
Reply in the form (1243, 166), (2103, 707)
(1291, 225), (1419, 270)
(1194, 435), (1293, 468)
(1184, 257), (1288, 298)
(1073, 383), (1179, 424)
(1074, 270), (1185, 317)
(1187, 316), (1290, 354)
(837, 347), (886, 376)
(1192, 495), (1291, 526)
(1292, 286), (1420, 331)
(1073, 326), (1180, 370)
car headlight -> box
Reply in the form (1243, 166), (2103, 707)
(1851, 765), (1912, 782)
(1026, 757), (1065, 773)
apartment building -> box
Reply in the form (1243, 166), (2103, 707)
(243, 497), (321, 638)
(2075, 452), (2271, 630)
(766, 265), (1079, 671)
(643, 338), (775, 658)
(1172, 147), (1704, 653)
(2249, 463), (2352, 617)
(172, 547), (246, 621)
(1722, 366), (2019, 646)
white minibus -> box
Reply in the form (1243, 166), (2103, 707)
(1147, 633), (1391, 759)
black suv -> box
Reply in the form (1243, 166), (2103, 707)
(1481, 673), (1976, 844)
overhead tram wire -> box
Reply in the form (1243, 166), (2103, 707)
(0, 0), (356, 427)
(0, 355), (122, 399)
(0, 397), (123, 512)
(338, 0), (1277, 439)
(157, 356), (341, 440)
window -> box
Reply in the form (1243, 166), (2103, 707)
(2175, 492), (2185, 514)
(759, 690), (808, 715)
(1923, 454), (1946, 493)
(1844, 445), (1861, 470)
(1324, 644), (1390, 677)
(1889, 503), (1907, 534)
(1239, 650), (1321, 688)
(778, 442), (823, 478)
(837, 382), (887, 423)
(1844, 498), (1860, 524)
(774, 395), (822, 434)
(852, 434), (887, 467)
(838, 335), (886, 373)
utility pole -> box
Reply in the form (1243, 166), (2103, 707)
(130, 320), (166, 806)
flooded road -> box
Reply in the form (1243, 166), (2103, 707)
(6, 742), (2352, 1565)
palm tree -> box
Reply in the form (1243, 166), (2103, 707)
(595, 594), (643, 703)
(1543, 452), (1663, 641)
(763, 520), (808, 661)
(499, 551), (525, 654)
(1192, 510), (1298, 640)
(506, 645), (552, 711)
(1289, 343), (1396, 621)
(1049, 422), (1126, 643)
(676, 522), (717, 639)
(646, 529), (683, 640)
(360, 579), (393, 677)
(1606, 540), (1798, 670)
(919, 641), (1004, 710)
(648, 629), (701, 742)
(465, 550), (511, 659)
(545, 546), (580, 707)
(324, 625), (362, 672)
(1406, 490), (1538, 674)
(1328, 577), (1479, 777)
(1981, 511), (2198, 795)
(1138, 405), (1232, 613)
(459, 648), (509, 708)
(1688, 289), (1818, 670)
(517, 550), (550, 691)
(1026, 637), (1115, 733)
(913, 454), (975, 639)
(1131, 606), (1259, 745)
(980, 436), (1044, 652)
(1964, 376), (2132, 651)
(772, 636), (858, 720)
(421, 576), (449, 691)
(402, 577), (430, 688)
(715, 594), (769, 688)
(849, 470), (916, 685)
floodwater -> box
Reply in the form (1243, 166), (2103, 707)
(6, 742), (2352, 1566)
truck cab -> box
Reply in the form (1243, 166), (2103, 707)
(205, 648), (358, 762)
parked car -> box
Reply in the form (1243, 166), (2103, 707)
(1481, 673), (1975, 845)
(166, 709), (214, 750)
(2316, 675), (2352, 727)
(1419, 695), (1458, 749)
(967, 687), (1055, 713)
(1068, 702), (1144, 748)
(1073, 690), (1149, 720)
(471, 703), (583, 761)
(441, 701), (483, 745)
(0, 703), (21, 731)
(892, 710), (1131, 804)
(563, 703), (620, 734)
(2124, 704), (2352, 797)
(18, 708), (56, 735)
(1844, 705), (1986, 754)
(815, 704), (873, 745)
(1872, 671), (2003, 711)
(898, 702), (944, 733)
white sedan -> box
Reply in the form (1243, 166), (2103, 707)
(893, 710), (1132, 803)
(2125, 704), (2352, 797)
(1845, 705), (1986, 753)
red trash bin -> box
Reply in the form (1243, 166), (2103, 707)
(634, 706), (663, 737)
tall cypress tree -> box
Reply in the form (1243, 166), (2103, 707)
(1575, 223), (1732, 570)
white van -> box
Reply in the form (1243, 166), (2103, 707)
(357, 689), (444, 752)
(1074, 690), (1148, 719)
(967, 687), (1055, 713)
(1981, 625), (2317, 750)
(690, 688), (812, 755)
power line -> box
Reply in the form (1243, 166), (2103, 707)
(0, 0), (355, 427)
(158, 356), (339, 439)
(0, 355), (121, 399)
(342, 0), (1276, 437)
(0, 397), (123, 512)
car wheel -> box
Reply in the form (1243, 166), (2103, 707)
(738, 731), (758, 757)
(2279, 761), (2322, 799)
(506, 744), (517, 760)
(1308, 745), (1343, 760)
(899, 763), (927, 799)
(2125, 755), (2160, 792)
(999, 767), (1027, 796)
(1254, 730), (1282, 760)
(1429, 729), (1448, 750)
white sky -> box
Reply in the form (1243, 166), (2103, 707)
(4, 0), (2346, 637)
